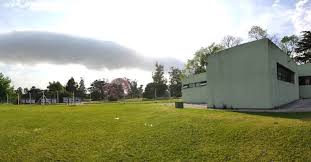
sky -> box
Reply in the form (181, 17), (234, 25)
(0, 0), (310, 89)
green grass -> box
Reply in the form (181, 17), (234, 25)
(0, 103), (311, 161)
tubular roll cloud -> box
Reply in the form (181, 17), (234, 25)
(0, 31), (183, 70)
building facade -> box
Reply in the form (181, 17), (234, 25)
(182, 38), (311, 109)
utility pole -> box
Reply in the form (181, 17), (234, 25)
(168, 86), (171, 103)
(29, 92), (32, 104)
(154, 87), (157, 100)
(56, 91), (59, 104)
(72, 92), (75, 105)
(17, 93), (20, 105)
(42, 91), (45, 105)
(6, 94), (8, 104)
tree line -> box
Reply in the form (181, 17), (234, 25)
(0, 63), (183, 103)
(183, 26), (311, 76)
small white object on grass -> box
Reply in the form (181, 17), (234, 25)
(150, 124), (153, 127)
(115, 117), (119, 120)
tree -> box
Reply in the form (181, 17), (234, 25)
(0, 73), (14, 103)
(16, 87), (23, 95)
(295, 31), (311, 64)
(143, 82), (167, 99)
(28, 86), (42, 101)
(111, 78), (130, 96)
(88, 79), (108, 100)
(152, 62), (168, 98)
(183, 43), (224, 76)
(168, 67), (182, 97)
(128, 80), (141, 98)
(143, 83), (155, 99)
(23, 88), (29, 94)
(128, 80), (143, 98)
(248, 25), (281, 46)
(65, 77), (78, 94)
(47, 81), (64, 92)
(248, 26), (268, 40)
(107, 83), (124, 101)
(221, 35), (243, 48)
(77, 77), (87, 98)
(280, 35), (299, 58)
(152, 63), (166, 84)
(138, 85), (143, 98)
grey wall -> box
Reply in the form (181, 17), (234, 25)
(182, 72), (207, 104)
(268, 40), (299, 107)
(207, 39), (271, 109)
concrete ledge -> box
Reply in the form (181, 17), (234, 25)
(175, 99), (311, 112)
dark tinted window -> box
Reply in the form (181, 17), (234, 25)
(182, 84), (189, 89)
(200, 81), (207, 86)
(277, 63), (295, 84)
(299, 76), (311, 85)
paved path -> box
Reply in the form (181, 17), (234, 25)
(167, 99), (311, 112)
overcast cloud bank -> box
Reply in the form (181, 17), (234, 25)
(0, 31), (183, 70)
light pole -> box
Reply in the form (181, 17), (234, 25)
(17, 93), (20, 105)
(56, 91), (59, 104)
(29, 92), (32, 104)
(72, 92), (75, 105)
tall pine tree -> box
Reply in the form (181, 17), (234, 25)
(168, 67), (182, 97)
(151, 62), (167, 98)
(295, 31), (311, 63)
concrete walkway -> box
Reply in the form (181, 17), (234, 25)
(231, 99), (311, 112)
(168, 99), (311, 112)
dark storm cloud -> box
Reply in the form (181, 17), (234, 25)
(0, 31), (184, 70)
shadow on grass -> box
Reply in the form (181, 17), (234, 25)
(239, 111), (311, 120)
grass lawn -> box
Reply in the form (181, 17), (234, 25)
(0, 103), (311, 161)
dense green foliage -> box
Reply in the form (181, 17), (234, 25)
(65, 77), (78, 93)
(295, 31), (311, 63)
(280, 35), (299, 57)
(183, 43), (224, 76)
(77, 78), (87, 98)
(47, 81), (64, 92)
(168, 67), (182, 97)
(88, 79), (108, 100)
(144, 63), (168, 99)
(128, 80), (143, 98)
(0, 103), (310, 161)
(0, 73), (14, 103)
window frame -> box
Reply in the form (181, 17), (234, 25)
(299, 76), (311, 86)
(277, 63), (295, 84)
(182, 84), (189, 89)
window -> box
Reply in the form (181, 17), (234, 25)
(299, 76), (311, 85)
(277, 63), (295, 84)
(182, 84), (189, 89)
(183, 81), (207, 89)
(200, 81), (207, 86)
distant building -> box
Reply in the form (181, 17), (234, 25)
(39, 98), (57, 104)
(182, 38), (311, 109)
(21, 99), (36, 104)
(63, 97), (81, 104)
